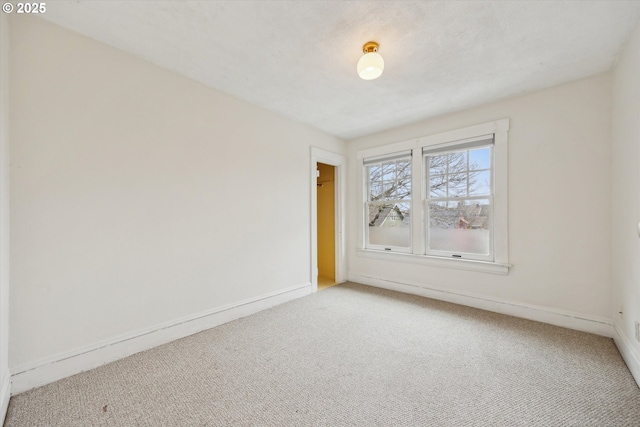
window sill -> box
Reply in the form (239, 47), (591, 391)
(357, 249), (511, 275)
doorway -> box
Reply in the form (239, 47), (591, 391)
(310, 147), (346, 293)
(317, 163), (336, 290)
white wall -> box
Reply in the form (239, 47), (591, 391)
(347, 74), (613, 330)
(0, 11), (11, 421)
(9, 16), (344, 374)
(611, 19), (640, 382)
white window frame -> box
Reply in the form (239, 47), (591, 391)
(363, 152), (413, 253)
(356, 119), (510, 275)
(424, 136), (494, 262)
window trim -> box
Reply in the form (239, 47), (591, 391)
(357, 119), (510, 274)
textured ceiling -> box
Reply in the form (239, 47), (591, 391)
(39, 1), (640, 140)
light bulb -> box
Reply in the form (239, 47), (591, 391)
(357, 51), (384, 80)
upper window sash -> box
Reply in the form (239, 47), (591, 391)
(425, 142), (494, 201)
(365, 155), (412, 203)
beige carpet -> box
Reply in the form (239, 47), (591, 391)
(5, 282), (640, 426)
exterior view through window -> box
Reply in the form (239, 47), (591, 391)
(425, 143), (493, 260)
(365, 154), (411, 250)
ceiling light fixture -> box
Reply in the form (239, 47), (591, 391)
(357, 41), (384, 80)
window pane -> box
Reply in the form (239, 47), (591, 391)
(368, 165), (381, 181)
(396, 160), (411, 177)
(395, 160), (411, 199)
(367, 158), (411, 202)
(368, 202), (411, 248)
(429, 154), (447, 175)
(448, 173), (468, 197)
(382, 162), (395, 180)
(469, 170), (491, 196)
(382, 182), (394, 200)
(448, 151), (467, 171)
(428, 199), (491, 255)
(429, 175), (447, 198)
(369, 182), (383, 201)
(396, 182), (411, 200)
(469, 147), (491, 170)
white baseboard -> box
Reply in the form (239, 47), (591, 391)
(613, 323), (640, 388)
(348, 273), (613, 337)
(1, 371), (10, 425)
(11, 283), (311, 395)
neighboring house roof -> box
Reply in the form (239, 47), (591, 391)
(430, 203), (490, 228)
(369, 204), (406, 227)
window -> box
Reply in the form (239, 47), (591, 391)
(365, 153), (411, 251)
(357, 119), (509, 274)
(425, 137), (493, 261)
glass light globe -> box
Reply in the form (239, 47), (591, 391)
(357, 52), (384, 80)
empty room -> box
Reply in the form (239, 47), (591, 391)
(1, 1), (640, 425)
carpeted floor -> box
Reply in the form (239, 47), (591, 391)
(5, 282), (640, 426)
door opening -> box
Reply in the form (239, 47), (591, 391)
(317, 163), (336, 290)
(310, 147), (345, 293)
